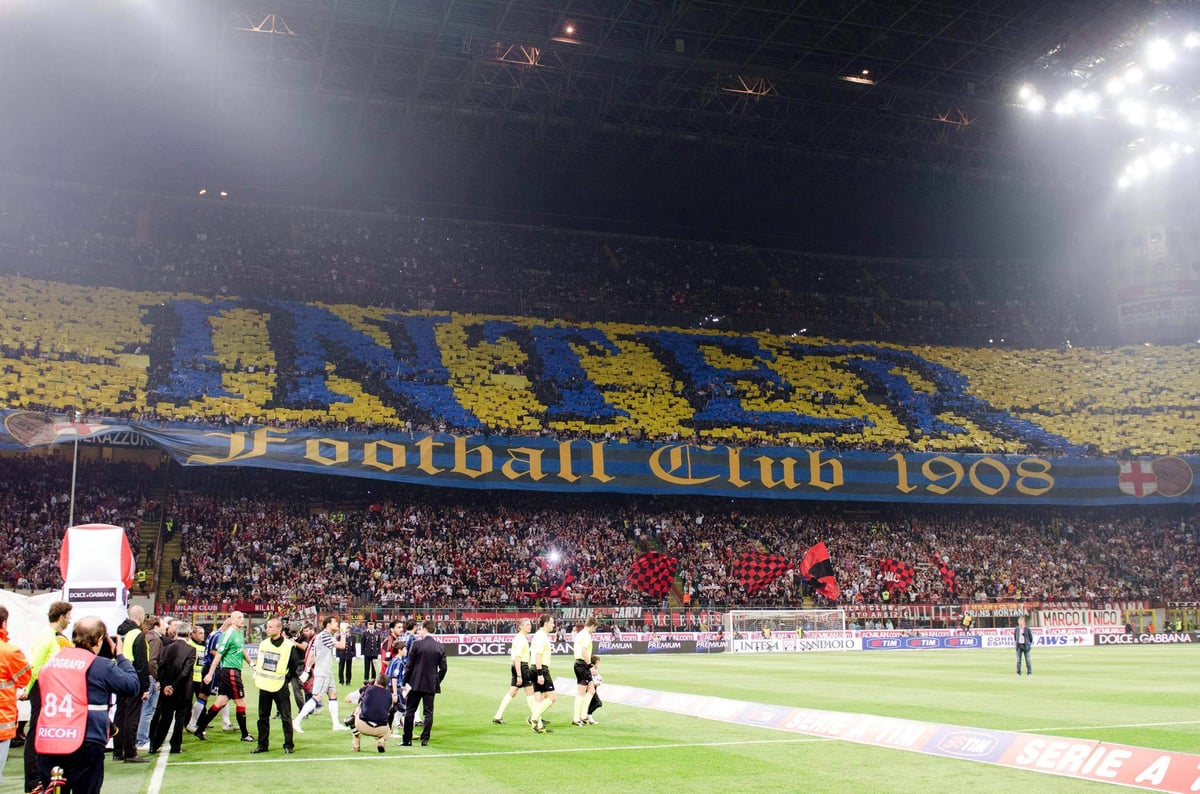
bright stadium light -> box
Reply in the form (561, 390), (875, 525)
(1026, 94), (1046, 112)
(1125, 65), (1145, 84)
(1186, 32), (1200, 49)
(1146, 39), (1175, 70)
(1106, 77), (1125, 95)
(1018, 83), (1036, 101)
(1117, 174), (1132, 189)
(1079, 91), (1101, 112)
(1149, 147), (1172, 169)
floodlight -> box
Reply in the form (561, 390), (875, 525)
(1026, 94), (1046, 112)
(1018, 83), (1036, 101)
(198, 188), (207, 196)
(1117, 175), (1131, 189)
(1106, 77), (1125, 95)
(1186, 32), (1200, 49)
(1149, 148), (1172, 169)
(1125, 65), (1145, 83)
(1079, 92), (1101, 112)
(1146, 39), (1175, 70)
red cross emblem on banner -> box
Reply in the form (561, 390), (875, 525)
(1117, 461), (1157, 498)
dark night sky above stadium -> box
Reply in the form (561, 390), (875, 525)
(1, 1), (1193, 258)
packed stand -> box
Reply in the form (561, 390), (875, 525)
(0, 456), (152, 590)
(159, 465), (1198, 609)
(3, 274), (1199, 454)
(0, 174), (1096, 349)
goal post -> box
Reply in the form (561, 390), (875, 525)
(724, 608), (848, 653)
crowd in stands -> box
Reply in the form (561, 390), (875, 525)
(6, 456), (1192, 608)
(0, 174), (1096, 349)
(5, 273), (1200, 454)
(0, 455), (152, 590)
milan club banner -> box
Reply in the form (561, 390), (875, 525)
(5, 410), (1200, 504)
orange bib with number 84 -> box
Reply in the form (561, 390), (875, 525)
(35, 647), (96, 755)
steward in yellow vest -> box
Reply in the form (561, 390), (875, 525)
(186, 631), (206, 684)
(250, 618), (303, 754)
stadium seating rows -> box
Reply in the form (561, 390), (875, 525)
(0, 174), (1093, 349)
(115, 466), (1200, 609)
(3, 276), (1200, 454)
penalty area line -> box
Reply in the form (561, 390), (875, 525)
(164, 736), (833, 766)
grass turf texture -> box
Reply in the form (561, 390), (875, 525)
(2, 646), (1196, 793)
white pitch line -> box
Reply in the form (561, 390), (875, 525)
(164, 736), (832, 767)
(147, 744), (171, 794)
(1019, 719), (1200, 733)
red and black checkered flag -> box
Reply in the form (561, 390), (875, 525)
(520, 569), (577, 600)
(800, 542), (840, 600)
(930, 553), (958, 596)
(629, 552), (678, 597)
(879, 558), (915, 592)
(732, 551), (790, 595)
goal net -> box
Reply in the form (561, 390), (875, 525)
(724, 608), (848, 653)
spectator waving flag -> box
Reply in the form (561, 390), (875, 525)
(799, 542), (840, 600)
(731, 551), (790, 595)
(629, 551), (678, 597)
(521, 569), (576, 601)
(930, 553), (958, 596)
(879, 558), (915, 592)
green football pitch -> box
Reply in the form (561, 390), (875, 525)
(3, 646), (1196, 793)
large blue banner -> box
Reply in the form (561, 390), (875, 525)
(3, 410), (1196, 505)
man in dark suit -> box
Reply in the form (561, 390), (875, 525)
(361, 622), (382, 685)
(400, 620), (447, 747)
(1014, 615), (1033, 675)
(149, 621), (197, 754)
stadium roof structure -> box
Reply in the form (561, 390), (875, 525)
(209, 0), (1153, 186)
(2, 1), (1197, 251)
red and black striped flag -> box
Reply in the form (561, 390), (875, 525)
(799, 542), (840, 600)
(629, 551), (678, 597)
(931, 554), (958, 596)
(732, 551), (790, 595)
(879, 558), (915, 592)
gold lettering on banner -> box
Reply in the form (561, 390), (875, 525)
(305, 438), (349, 466)
(890, 453), (918, 493)
(453, 436), (493, 478)
(586, 440), (614, 483)
(363, 441), (406, 472)
(501, 447), (546, 481)
(724, 447), (751, 488)
(921, 456), (965, 495)
(557, 440), (580, 483)
(968, 457), (1010, 496)
(554, 440), (614, 483)
(186, 428), (291, 465)
(1015, 458), (1054, 495)
(649, 445), (719, 486)
(808, 450), (844, 491)
(415, 436), (445, 475)
(754, 456), (801, 489)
